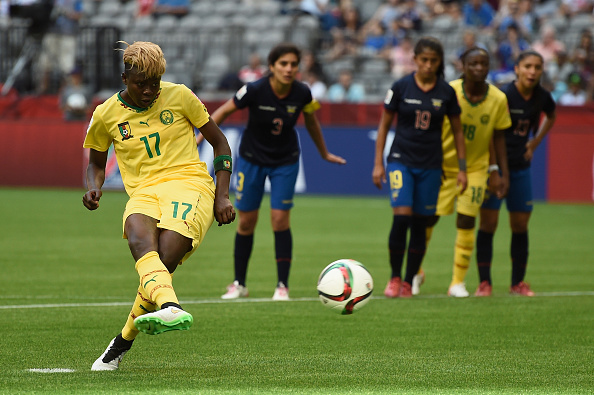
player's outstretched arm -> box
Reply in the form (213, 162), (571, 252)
(303, 112), (346, 165)
(199, 118), (236, 226)
(83, 149), (108, 211)
(210, 98), (237, 127)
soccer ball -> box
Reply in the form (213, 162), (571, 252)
(317, 259), (373, 315)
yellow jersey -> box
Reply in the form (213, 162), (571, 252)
(84, 82), (212, 196)
(442, 79), (511, 173)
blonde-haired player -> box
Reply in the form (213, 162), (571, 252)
(413, 47), (511, 297)
(83, 41), (235, 370)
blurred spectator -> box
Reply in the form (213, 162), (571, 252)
(495, 0), (535, 40)
(326, 69), (365, 102)
(449, 28), (489, 77)
(301, 49), (328, 84)
(59, 66), (92, 121)
(558, 72), (588, 105)
(463, 0), (496, 32)
(532, 0), (559, 21)
(138, 0), (156, 17)
(421, 0), (447, 19)
(363, 0), (401, 31)
(299, 46), (328, 101)
(217, 53), (268, 92)
(288, 0), (337, 31)
(432, 1), (463, 30)
(558, 0), (594, 19)
(531, 24), (566, 65)
(152, 0), (189, 18)
(546, 50), (575, 94)
(303, 69), (328, 100)
(324, 5), (362, 61)
(384, 35), (416, 80)
(292, 0), (330, 18)
(360, 19), (395, 56)
(446, 1), (463, 24)
(392, 0), (422, 40)
(518, 0), (539, 37)
(238, 53), (268, 84)
(37, 0), (83, 94)
(571, 28), (594, 75)
(496, 23), (530, 72)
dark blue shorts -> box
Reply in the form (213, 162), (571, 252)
(481, 167), (533, 212)
(386, 162), (441, 216)
(234, 157), (299, 212)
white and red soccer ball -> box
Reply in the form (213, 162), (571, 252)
(317, 259), (373, 315)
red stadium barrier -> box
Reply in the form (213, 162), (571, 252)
(0, 120), (88, 188)
(546, 107), (594, 203)
(0, 96), (592, 203)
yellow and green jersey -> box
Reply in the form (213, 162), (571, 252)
(442, 79), (511, 173)
(84, 81), (212, 196)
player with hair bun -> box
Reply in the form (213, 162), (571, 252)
(476, 50), (557, 297)
(203, 42), (346, 302)
(83, 41), (235, 370)
(372, 36), (467, 298)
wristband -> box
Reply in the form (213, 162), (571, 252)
(458, 159), (467, 172)
(488, 164), (500, 173)
(213, 155), (232, 173)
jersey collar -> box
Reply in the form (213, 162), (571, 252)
(117, 89), (161, 113)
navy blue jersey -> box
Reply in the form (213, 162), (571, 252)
(233, 77), (315, 167)
(502, 81), (556, 170)
(384, 73), (461, 169)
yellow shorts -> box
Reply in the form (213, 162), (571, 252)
(436, 170), (489, 217)
(123, 178), (215, 262)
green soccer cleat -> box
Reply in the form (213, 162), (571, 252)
(134, 306), (193, 335)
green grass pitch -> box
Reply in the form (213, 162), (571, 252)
(0, 187), (593, 394)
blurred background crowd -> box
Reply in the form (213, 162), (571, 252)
(1, 0), (593, 117)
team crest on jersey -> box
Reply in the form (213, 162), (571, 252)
(480, 114), (490, 124)
(287, 105), (297, 114)
(118, 122), (133, 140)
(431, 99), (443, 110)
(160, 110), (174, 125)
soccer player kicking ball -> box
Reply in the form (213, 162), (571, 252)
(83, 41), (235, 370)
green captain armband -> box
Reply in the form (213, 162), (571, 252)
(458, 159), (467, 172)
(213, 155), (232, 173)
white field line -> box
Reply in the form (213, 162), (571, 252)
(1, 291), (593, 310)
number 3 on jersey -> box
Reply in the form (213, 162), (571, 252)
(272, 118), (283, 135)
(236, 172), (245, 192)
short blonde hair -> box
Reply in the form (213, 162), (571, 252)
(119, 41), (166, 78)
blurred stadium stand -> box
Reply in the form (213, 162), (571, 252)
(1, 0), (593, 102)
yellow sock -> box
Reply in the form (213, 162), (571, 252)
(451, 228), (474, 285)
(135, 251), (179, 309)
(121, 285), (157, 341)
(417, 226), (435, 275)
